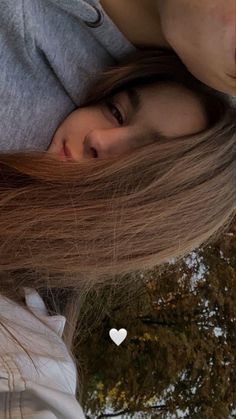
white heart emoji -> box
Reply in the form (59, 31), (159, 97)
(109, 328), (127, 346)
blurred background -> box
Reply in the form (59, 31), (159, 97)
(75, 216), (236, 419)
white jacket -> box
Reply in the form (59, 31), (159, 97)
(0, 288), (85, 418)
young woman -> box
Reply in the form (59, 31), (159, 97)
(1, 0), (235, 158)
(0, 50), (235, 418)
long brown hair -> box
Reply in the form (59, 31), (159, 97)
(0, 50), (235, 383)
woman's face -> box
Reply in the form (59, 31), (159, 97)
(47, 83), (207, 161)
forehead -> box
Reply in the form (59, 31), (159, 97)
(136, 83), (207, 138)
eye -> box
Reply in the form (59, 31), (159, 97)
(105, 100), (124, 126)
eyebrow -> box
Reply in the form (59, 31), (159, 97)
(126, 87), (167, 141)
(126, 88), (142, 114)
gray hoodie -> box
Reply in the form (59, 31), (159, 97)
(0, 0), (135, 152)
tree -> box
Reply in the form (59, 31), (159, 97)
(77, 218), (236, 418)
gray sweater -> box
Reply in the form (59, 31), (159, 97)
(0, 0), (135, 152)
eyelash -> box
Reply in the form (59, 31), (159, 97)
(105, 100), (124, 126)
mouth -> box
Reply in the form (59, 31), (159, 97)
(63, 143), (73, 159)
(58, 143), (74, 160)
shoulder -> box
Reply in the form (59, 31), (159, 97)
(0, 289), (86, 418)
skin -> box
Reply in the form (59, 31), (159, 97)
(157, 0), (236, 95)
(47, 83), (207, 161)
(100, 0), (236, 95)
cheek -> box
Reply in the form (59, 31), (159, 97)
(63, 109), (92, 136)
(69, 107), (103, 132)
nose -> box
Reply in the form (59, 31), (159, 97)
(83, 129), (120, 159)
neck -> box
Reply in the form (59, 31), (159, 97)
(100, 0), (170, 49)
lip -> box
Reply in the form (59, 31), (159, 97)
(59, 143), (73, 160)
(64, 144), (73, 159)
